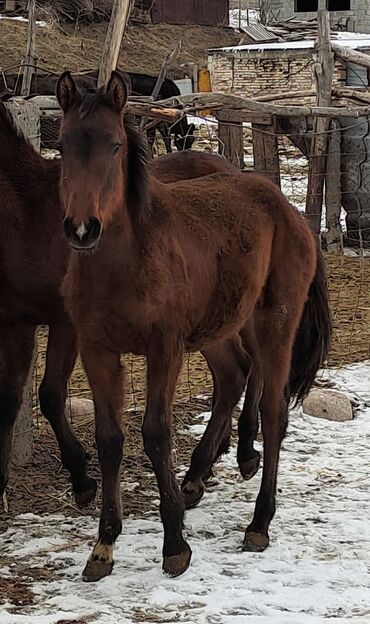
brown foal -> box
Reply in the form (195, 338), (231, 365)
(56, 71), (331, 582)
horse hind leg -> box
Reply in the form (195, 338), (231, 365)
(242, 306), (294, 553)
(182, 336), (250, 509)
(237, 322), (263, 480)
(0, 323), (36, 506)
(38, 320), (97, 508)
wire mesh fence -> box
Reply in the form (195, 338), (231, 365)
(32, 111), (370, 435)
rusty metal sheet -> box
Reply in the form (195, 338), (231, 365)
(150, 0), (229, 27)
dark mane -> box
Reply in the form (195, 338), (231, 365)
(74, 91), (151, 222)
(124, 113), (151, 222)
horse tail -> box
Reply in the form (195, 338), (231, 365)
(289, 249), (332, 405)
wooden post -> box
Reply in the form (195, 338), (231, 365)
(98, 0), (132, 89)
(324, 119), (343, 253)
(21, 0), (36, 97)
(305, 9), (334, 236)
(4, 100), (40, 469)
(12, 337), (37, 467)
(252, 123), (281, 187)
(218, 119), (244, 168)
(139, 41), (182, 133)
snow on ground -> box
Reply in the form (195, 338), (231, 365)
(1, 363), (370, 623)
(0, 15), (47, 27)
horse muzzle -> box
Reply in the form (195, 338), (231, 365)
(63, 217), (102, 251)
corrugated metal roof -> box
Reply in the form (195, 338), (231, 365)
(211, 32), (370, 53)
(239, 23), (279, 42)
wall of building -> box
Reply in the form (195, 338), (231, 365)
(208, 49), (348, 99)
(269, 0), (369, 33)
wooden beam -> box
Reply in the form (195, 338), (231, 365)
(252, 124), (280, 187)
(332, 43), (370, 71)
(153, 92), (370, 119)
(215, 109), (272, 124)
(305, 9), (334, 236)
(324, 119), (343, 253)
(218, 119), (244, 169)
(98, 0), (132, 89)
(21, 0), (36, 97)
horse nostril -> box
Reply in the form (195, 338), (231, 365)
(88, 217), (102, 241)
(63, 217), (76, 240)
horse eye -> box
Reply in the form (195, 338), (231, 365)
(113, 143), (122, 155)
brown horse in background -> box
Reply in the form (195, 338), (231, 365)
(0, 100), (97, 508)
(0, 98), (258, 511)
(57, 71), (331, 582)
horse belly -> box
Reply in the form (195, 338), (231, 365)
(185, 268), (258, 351)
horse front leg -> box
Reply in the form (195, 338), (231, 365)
(143, 335), (191, 577)
(0, 323), (35, 506)
(38, 318), (97, 507)
(80, 343), (124, 582)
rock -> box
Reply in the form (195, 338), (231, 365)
(65, 397), (94, 420)
(302, 389), (353, 422)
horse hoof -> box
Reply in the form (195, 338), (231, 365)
(163, 545), (192, 577)
(181, 480), (204, 510)
(82, 542), (114, 582)
(75, 478), (98, 508)
(238, 452), (261, 481)
(82, 558), (114, 582)
(242, 531), (269, 552)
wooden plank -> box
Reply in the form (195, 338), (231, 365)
(218, 120), (244, 169)
(305, 9), (334, 236)
(252, 123), (280, 187)
(324, 120), (343, 253)
(21, 0), (36, 97)
(215, 109), (272, 124)
(98, 0), (132, 89)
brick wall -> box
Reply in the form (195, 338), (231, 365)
(208, 49), (355, 100)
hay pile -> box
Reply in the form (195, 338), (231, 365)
(0, 18), (239, 75)
(40, 0), (112, 22)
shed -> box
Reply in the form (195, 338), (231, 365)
(208, 32), (370, 98)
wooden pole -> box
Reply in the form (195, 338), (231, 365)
(305, 9), (334, 236)
(21, 0), (36, 96)
(332, 44), (370, 71)
(324, 119), (343, 253)
(98, 0), (132, 89)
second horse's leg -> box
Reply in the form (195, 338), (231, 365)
(39, 319), (97, 507)
(0, 323), (35, 506)
(182, 337), (249, 509)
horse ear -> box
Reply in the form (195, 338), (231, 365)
(104, 71), (129, 112)
(57, 71), (78, 112)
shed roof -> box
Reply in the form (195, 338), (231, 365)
(211, 30), (370, 53)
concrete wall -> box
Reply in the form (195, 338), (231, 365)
(269, 0), (369, 33)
